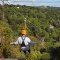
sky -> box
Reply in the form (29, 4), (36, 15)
(0, 0), (60, 7)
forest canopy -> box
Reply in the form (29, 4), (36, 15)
(0, 5), (60, 60)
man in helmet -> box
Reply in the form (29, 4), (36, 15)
(10, 30), (30, 54)
(10, 29), (37, 54)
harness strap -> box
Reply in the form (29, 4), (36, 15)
(20, 37), (26, 51)
(21, 37), (26, 42)
(20, 37), (30, 52)
(21, 37), (26, 46)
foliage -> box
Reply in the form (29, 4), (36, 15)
(49, 46), (60, 60)
(41, 52), (50, 60)
(0, 5), (60, 59)
(27, 51), (42, 60)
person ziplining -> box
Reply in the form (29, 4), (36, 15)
(10, 19), (38, 54)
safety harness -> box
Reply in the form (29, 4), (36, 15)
(20, 37), (30, 54)
(21, 37), (26, 47)
(20, 37), (26, 51)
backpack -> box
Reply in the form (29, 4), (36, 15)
(21, 37), (26, 47)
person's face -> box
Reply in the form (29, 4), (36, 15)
(22, 34), (26, 37)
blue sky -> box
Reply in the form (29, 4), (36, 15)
(0, 0), (60, 7)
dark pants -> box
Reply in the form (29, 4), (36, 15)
(23, 49), (30, 54)
(20, 45), (30, 54)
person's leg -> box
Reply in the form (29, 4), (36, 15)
(28, 49), (31, 53)
(23, 51), (26, 55)
(23, 50), (30, 55)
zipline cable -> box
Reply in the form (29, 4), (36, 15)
(6, 0), (25, 18)
(2, 0), (48, 40)
(7, 0), (60, 3)
(6, 0), (41, 38)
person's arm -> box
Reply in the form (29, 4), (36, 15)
(10, 38), (19, 45)
(27, 37), (38, 44)
(29, 41), (38, 44)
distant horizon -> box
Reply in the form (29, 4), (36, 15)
(0, 4), (60, 8)
(0, 0), (60, 7)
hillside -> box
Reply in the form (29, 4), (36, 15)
(0, 5), (60, 60)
